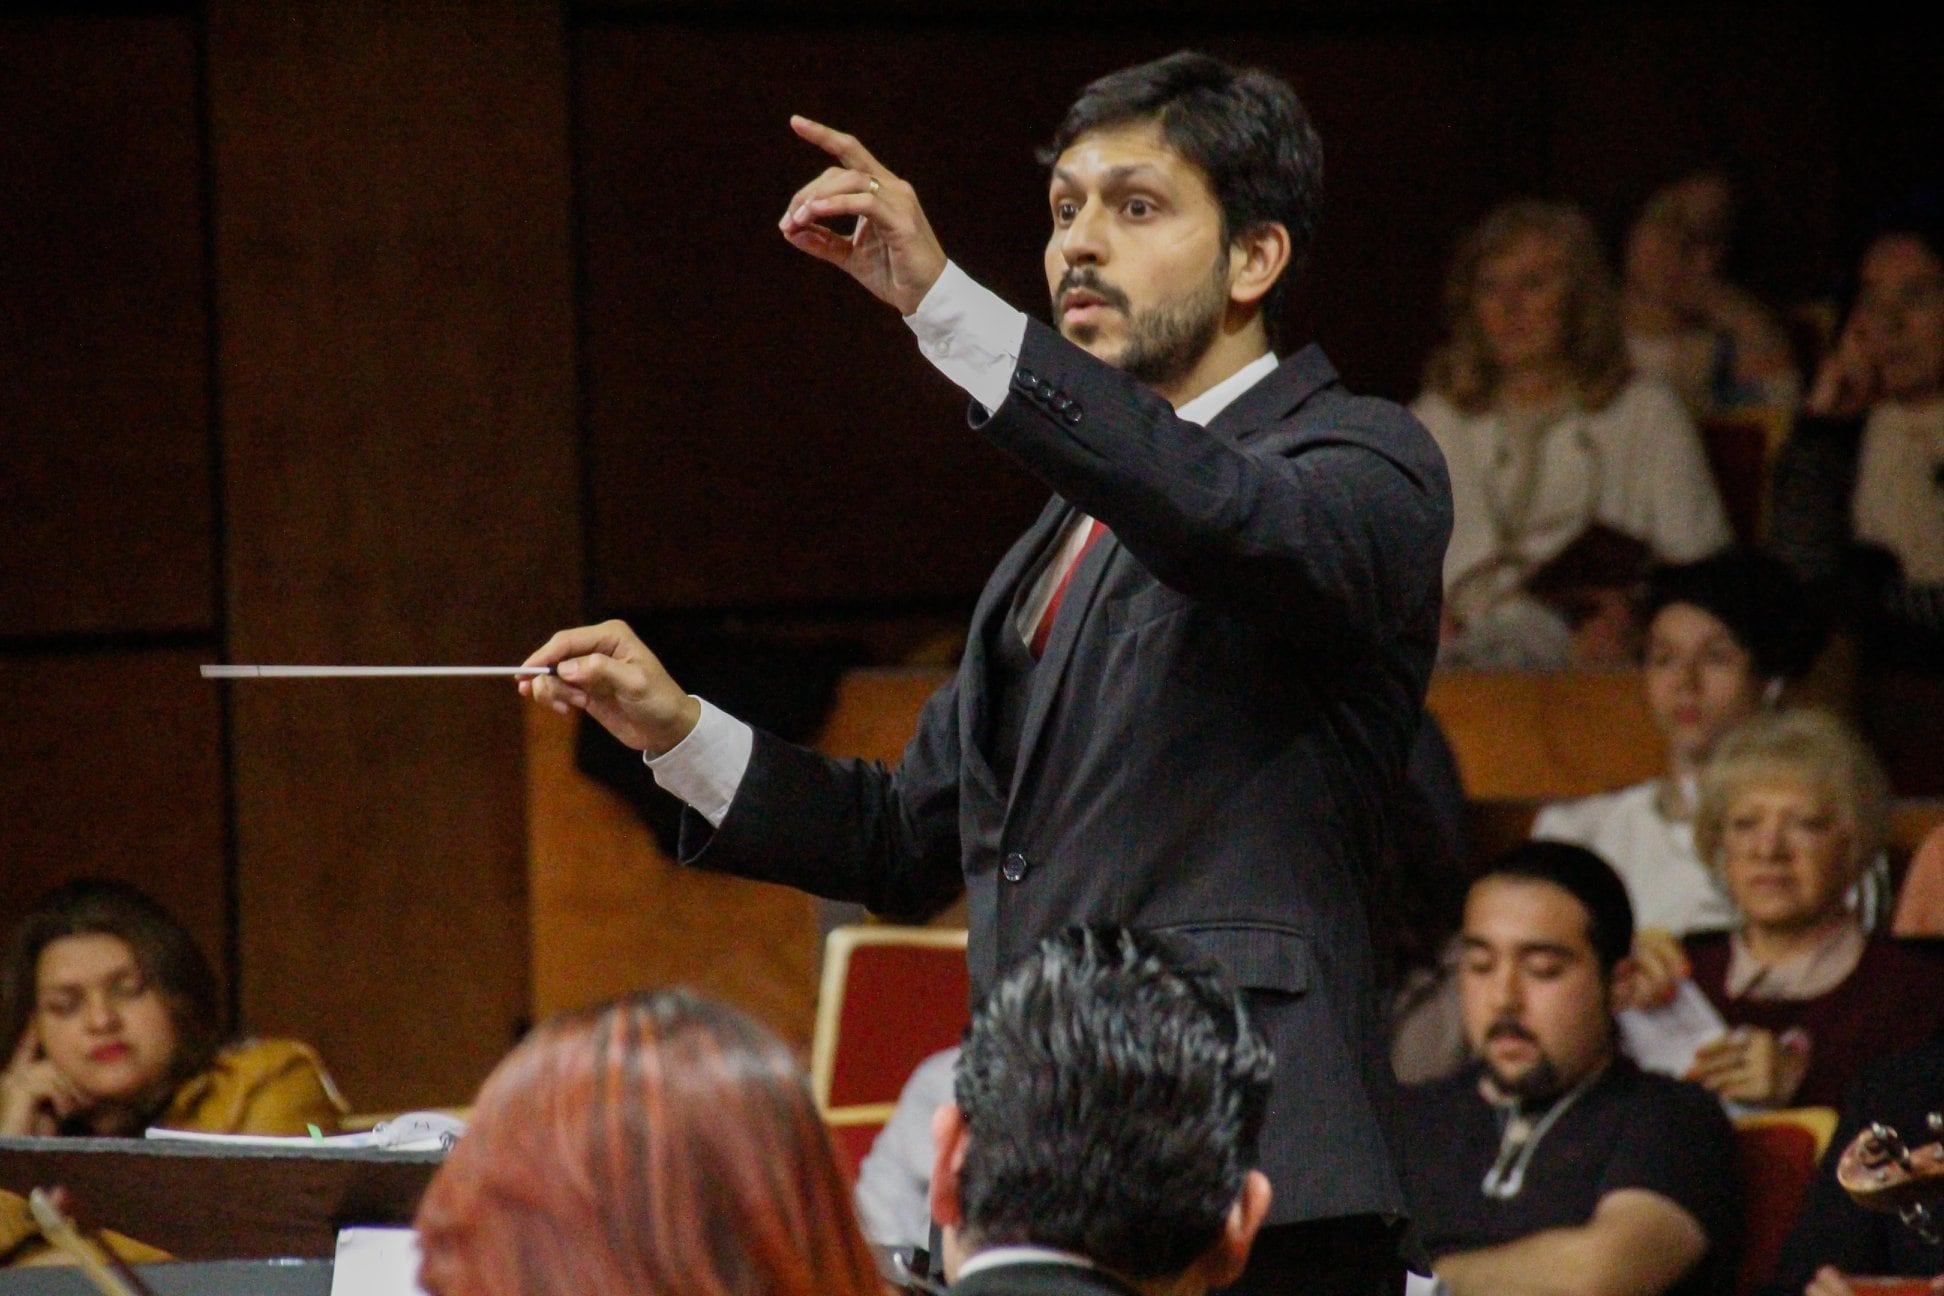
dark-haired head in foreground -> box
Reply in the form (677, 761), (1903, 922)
(1460, 842), (1638, 1102)
(1039, 51), (1321, 379)
(415, 990), (881, 1296)
(931, 926), (1275, 1293)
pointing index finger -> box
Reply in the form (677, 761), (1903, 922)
(791, 115), (886, 180)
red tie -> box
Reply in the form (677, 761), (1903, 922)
(1030, 518), (1108, 659)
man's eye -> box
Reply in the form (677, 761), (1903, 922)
(1526, 959), (1565, 980)
(1125, 198), (1151, 217)
(1053, 202), (1077, 223)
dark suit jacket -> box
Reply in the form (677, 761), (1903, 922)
(951, 1260), (1138, 1296)
(681, 320), (1452, 1226)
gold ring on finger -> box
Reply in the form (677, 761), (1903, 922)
(867, 177), (881, 195)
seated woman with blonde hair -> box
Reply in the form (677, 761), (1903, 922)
(0, 878), (345, 1139)
(414, 989), (883, 1296)
(1415, 199), (1731, 670)
(1682, 710), (1944, 1109)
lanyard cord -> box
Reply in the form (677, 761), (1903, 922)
(1481, 1070), (1601, 1201)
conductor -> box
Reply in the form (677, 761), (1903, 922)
(524, 52), (1450, 1294)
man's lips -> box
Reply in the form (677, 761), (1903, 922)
(1061, 291), (1114, 319)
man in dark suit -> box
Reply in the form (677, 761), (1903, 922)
(930, 926), (1273, 1296)
(525, 51), (1450, 1293)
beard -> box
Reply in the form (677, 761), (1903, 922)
(1481, 1020), (1565, 1102)
(1053, 251), (1231, 390)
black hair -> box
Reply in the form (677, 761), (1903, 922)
(0, 879), (224, 1109)
(1476, 842), (1636, 974)
(1643, 548), (1827, 682)
(953, 925), (1273, 1280)
(1040, 51), (1323, 350)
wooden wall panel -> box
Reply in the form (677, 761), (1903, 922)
(208, 3), (580, 1110)
(0, 18), (212, 638)
(526, 707), (819, 1044)
(0, 650), (226, 986)
(576, 22), (1547, 615)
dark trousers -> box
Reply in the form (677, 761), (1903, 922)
(1219, 1215), (1408, 1296)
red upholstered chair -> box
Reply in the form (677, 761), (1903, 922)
(812, 925), (970, 1180)
(1735, 1107), (1840, 1296)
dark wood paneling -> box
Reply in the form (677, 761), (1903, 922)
(208, 2), (580, 1111)
(0, 649), (227, 987)
(577, 23), (1547, 612)
(0, 18), (213, 638)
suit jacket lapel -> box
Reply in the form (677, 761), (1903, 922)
(1008, 518), (1115, 808)
(965, 496), (1070, 793)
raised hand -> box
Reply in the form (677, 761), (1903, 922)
(520, 621), (700, 758)
(0, 1025), (85, 1137)
(779, 116), (948, 315)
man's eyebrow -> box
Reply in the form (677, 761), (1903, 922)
(1050, 163), (1169, 190)
(1458, 936), (1580, 960)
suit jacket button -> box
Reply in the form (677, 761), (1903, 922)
(1002, 852), (1029, 882)
(1063, 404), (1084, 424)
(1015, 367), (1038, 388)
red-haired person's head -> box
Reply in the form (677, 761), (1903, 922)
(415, 990), (883, 1296)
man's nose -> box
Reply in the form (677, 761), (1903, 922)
(1490, 964), (1524, 1014)
(1059, 199), (1108, 266)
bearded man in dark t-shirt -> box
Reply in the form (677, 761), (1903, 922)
(1397, 842), (1741, 1296)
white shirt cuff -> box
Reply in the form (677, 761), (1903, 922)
(904, 260), (1027, 415)
(642, 696), (752, 829)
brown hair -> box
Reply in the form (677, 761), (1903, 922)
(1423, 199), (1632, 414)
(1694, 708), (1890, 880)
(0, 879), (224, 1112)
(415, 990), (883, 1296)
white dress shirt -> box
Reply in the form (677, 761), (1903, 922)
(647, 262), (1276, 827)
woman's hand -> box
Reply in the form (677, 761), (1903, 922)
(1805, 314), (1881, 419)
(1623, 927), (1691, 1009)
(0, 1025), (85, 1137)
(1685, 1026), (1810, 1106)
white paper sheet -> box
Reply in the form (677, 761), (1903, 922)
(1618, 979), (1730, 1078)
(332, 1227), (429, 1296)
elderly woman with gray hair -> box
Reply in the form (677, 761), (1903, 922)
(1680, 710), (1944, 1109)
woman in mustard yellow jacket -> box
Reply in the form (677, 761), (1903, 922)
(0, 879), (345, 1139)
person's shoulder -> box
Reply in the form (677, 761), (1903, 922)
(1596, 375), (1697, 435)
(161, 1037), (349, 1136)
(1532, 780), (1655, 842)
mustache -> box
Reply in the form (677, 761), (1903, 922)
(1485, 1018), (1537, 1046)
(1053, 268), (1131, 314)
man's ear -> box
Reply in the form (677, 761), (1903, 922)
(1190, 1169), (1273, 1291)
(928, 1102), (970, 1231)
(1227, 223), (1292, 310)
(1608, 955), (1640, 1016)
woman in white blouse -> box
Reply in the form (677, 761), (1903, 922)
(1415, 200), (1732, 669)
(1532, 549), (1827, 939)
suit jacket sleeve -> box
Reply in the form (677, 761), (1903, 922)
(977, 319), (1450, 659)
(675, 667), (968, 920)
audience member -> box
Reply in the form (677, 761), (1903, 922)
(1533, 551), (1827, 968)
(1417, 199), (1731, 670)
(930, 926), (1273, 1296)
(1622, 170), (1800, 414)
(1683, 711), (1944, 1108)
(856, 1045), (959, 1249)
(1773, 208), (1944, 671)
(1398, 841), (1740, 1296)
(1762, 1031), (1944, 1295)
(0, 879), (344, 1139)
(414, 989), (882, 1296)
